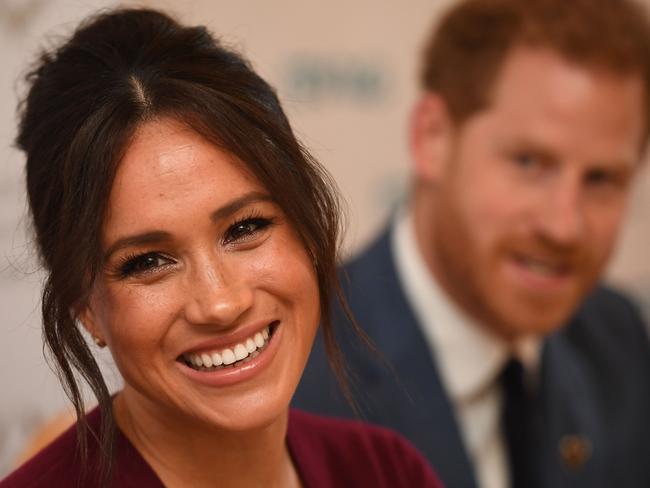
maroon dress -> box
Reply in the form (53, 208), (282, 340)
(1, 407), (442, 487)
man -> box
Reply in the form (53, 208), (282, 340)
(293, 1), (650, 487)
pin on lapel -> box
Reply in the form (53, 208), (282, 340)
(558, 434), (592, 471)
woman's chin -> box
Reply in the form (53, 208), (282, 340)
(168, 389), (292, 436)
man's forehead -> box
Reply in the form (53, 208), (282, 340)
(490, 46), (642, 104)
(469, 46), (647, 159)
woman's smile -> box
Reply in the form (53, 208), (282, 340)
(181, 322), (274, 370)
(176, 320), (283, 387)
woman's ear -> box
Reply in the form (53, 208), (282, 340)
(75, 304), (106, 348)
(409, 93), (454, 184)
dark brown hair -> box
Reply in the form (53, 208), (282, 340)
(16, 8), (357, 485)
(422, 0), (650, 133)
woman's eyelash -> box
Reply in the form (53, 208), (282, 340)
(223, 214), (275, 244)
(116, 252), (174, 278)
(112, 214), (275, 278)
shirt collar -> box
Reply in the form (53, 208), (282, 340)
(390, 207), (542, 402)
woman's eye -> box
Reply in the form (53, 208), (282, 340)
(118, 252), (174, 278)
(223, 217), (274, 245)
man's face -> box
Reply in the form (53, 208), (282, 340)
(427, 46), (645, 339)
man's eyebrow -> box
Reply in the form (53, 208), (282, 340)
(504, 138), (637, 169)
(103, 191), (274, 261)
(503, 138), (557, 161)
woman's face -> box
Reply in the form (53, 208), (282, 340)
(81, 118), (320, 431)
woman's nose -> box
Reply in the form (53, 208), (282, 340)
(182, 262), (254, 328)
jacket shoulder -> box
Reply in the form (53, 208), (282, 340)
(568, 285), (649, 350)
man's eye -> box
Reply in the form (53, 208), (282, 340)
(585, 169), (619, 186)
(117, 252), (174, 278)
(513, 153), (538, 168)
(223, 217), (274, 244)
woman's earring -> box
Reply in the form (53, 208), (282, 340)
(75, 318), (106, 348)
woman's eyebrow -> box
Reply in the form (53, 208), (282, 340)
(103, 231), (172, 261)
(103, 191), (274, 261)
(210, 191), (273, 222)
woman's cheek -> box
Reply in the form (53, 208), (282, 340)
(250, 239), (316, 297)
(104, 282), (178, 350)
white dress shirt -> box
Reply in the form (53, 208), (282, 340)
(391, 208), (540, 488)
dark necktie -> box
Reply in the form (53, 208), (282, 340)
(501, 358), (538, 488)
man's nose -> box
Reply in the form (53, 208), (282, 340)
(535, 177), (586, 247)
(183, 260), (253, 327)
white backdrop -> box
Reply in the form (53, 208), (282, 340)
(2, 0), (650, 476)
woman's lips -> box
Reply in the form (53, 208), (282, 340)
(176, 321), (281, 387)
(182, 324), (272, 370)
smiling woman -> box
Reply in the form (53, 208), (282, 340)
(0, 8), (441, 488)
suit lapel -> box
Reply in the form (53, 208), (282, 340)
(345, 230), (478, 488)
(537, 331), (603, 488)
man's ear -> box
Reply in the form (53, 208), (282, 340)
(409, 93), (454, 184)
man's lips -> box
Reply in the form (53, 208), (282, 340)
(507, 252), (577, 291)
(511, 253), (573, 277)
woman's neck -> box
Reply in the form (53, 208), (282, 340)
(112, 390), (301, 488)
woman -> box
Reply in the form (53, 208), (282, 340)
(1, 8), (441, 488)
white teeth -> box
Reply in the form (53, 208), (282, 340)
(211, 351), (223, 366)
(234, 344), (248, 361)
(222, 348), (236, 365)
(523, 259), (556, 276)
(201, 353), (213, 368)
(185, 324), (275, 370)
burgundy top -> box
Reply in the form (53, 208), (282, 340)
(1, 407), (442, 487)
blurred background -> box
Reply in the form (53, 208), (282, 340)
(2, 0), (650, 477)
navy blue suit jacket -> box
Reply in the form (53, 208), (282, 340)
(293, 229), (650, 488)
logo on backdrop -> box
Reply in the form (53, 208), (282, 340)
(283, 55), (390, 105)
